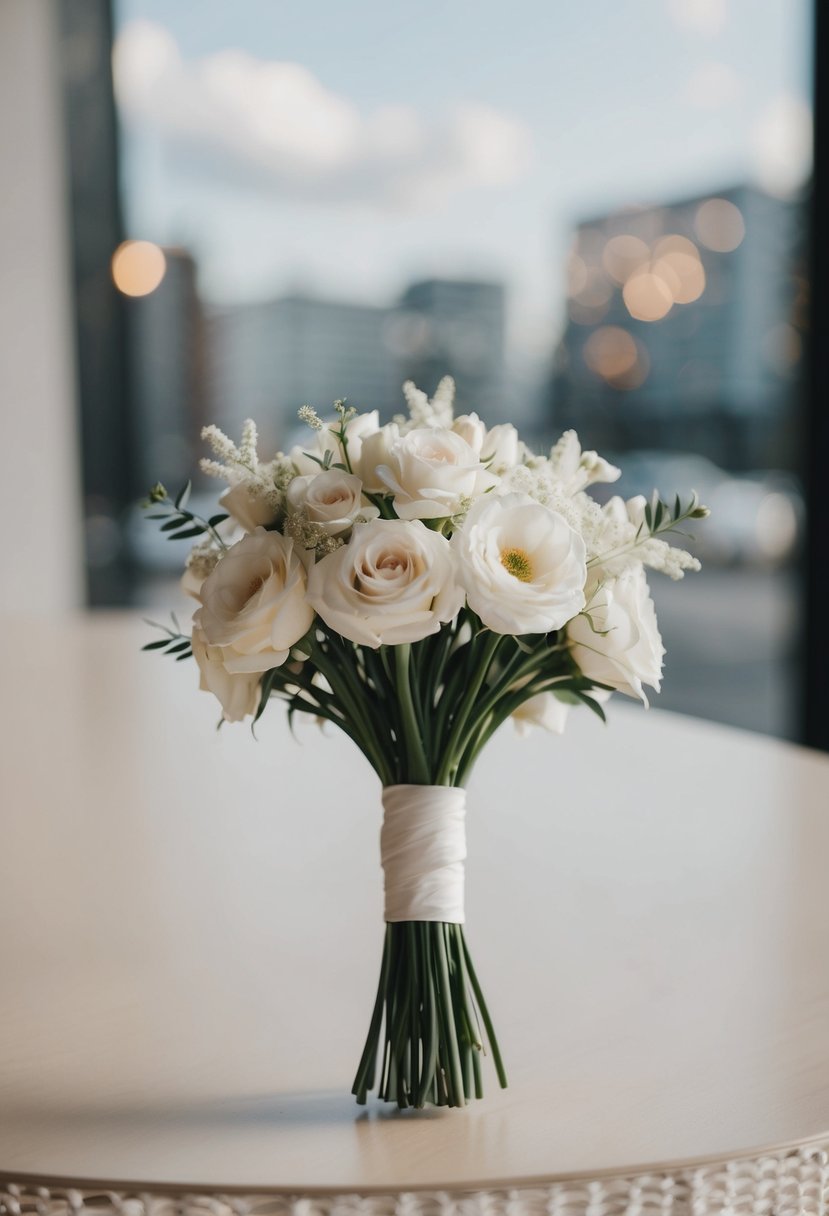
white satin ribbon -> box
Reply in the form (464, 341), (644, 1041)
(380, 784), (466, 924)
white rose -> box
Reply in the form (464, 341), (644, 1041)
(286, 469), (379, 536)
(481, 422), (520, 472)
(568, 565), (664, 703)
(219, 483), (278, 533)
(512, 691), (570, 737)
(290, 410), (380, 477)
(453, 414), (520, 474)
(358, 423), (400, 493)
(191, 625), (260, 723)
(452, 413), (486, 454)
(452, 492), (587, 634)
(376, 427), (499, 520)
(306, 518), (464, 647)
(195, 528), (314, 673)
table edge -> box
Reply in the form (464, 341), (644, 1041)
(2, 1127), (828, 1199)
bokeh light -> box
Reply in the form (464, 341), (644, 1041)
(622, 271), (673, 322)
(583, 326), (649, 389)
(601, 235), (650, 284)
(653, 252), (706, 303)
(112, 240), (167, 297)
(694, 199), (746, 252)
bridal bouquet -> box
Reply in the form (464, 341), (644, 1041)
(143, 377), (707, 1109)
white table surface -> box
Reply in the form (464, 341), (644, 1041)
(1, 614), (829, 1201)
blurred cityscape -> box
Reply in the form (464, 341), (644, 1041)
(119, 179), (806, 739)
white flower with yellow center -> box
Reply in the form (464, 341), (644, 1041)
(452, 492), (587, 634)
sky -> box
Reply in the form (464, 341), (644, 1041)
(113, 0), (813, 368)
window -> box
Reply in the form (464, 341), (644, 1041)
(76, 0), (815, 738)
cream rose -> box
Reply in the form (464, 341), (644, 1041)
(568, 565), (664, 703)
(195, 528), (314, 673)
(358, 423), (400, 493)
(191, 625), (261, 723)
(306, 518), (464, 647)
(375, 427), (499, 520)
(219, 483), (279, 533)
(452, 492), (587, 634)
(286, 469), (379, 536)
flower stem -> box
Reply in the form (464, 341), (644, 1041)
(394, 643), (430, 784)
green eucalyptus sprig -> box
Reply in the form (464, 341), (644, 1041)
(141, 615), (193, 661)
(640, 489), (711, 538)
(142, 481), (229, 549)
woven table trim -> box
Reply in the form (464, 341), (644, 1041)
(2, 1144), (829, 1216)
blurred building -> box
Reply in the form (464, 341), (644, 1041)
(129, 247), (207, 492)
(208, 294), (399, 451)
(550, 186), (806, 470)
(392, 279), (506, 424)
(208, 279), (508, 449)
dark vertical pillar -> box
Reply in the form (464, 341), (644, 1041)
(803, 1), (829, 749)
(59, 0), (135, 605)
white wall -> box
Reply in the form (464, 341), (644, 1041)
(0, 0), (84, 613)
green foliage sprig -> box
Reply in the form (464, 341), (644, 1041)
(142, 481), (229, 548)
(141, 615), (192, 661)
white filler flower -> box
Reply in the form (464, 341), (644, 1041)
(568, 566), (665, 703)
(307, 518), (464, 647)
(195, 528), (314, 673)
(287, 469), (378, 536)
(376, 427), (499, 520)
(453, 492), (587, 634)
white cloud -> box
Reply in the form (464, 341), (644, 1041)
(682, 61), (743, 109)
(669, 0), (727, 38)
(751, 93), (812, 197)
(113, 21), (533, 211)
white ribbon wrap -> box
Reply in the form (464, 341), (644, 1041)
(380, 785), (466, 924)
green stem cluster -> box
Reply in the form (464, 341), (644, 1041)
(246, 613), (608, 1108)
(352, 922), (506, 1108)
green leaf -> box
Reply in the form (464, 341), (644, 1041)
(142, 638), (171, 651)
(165, 640), (191, 655)
(175, 481), (192, 510)
(168, 525), (206, 540)
(253, 668), (278, 727)
(174, 649), (193, 661)
(145, 512), (171, 520)
(574, 691), (607, 722)
(160, 518), (184, 532)
(208, 513), (229, 527)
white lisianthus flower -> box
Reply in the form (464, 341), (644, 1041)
(512, 691), (570, 737)
(286, 469), (379, 536)
(306, 518), (464, 647)
(219, 482), (279, 533)
(452, 492), (587, 634)
(291, 410), (380, 478)
(191, 625), (261, 723)
(568, 566), (665, 703)
(195, 528), (314, 674)
(376, 427), (499, 520)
